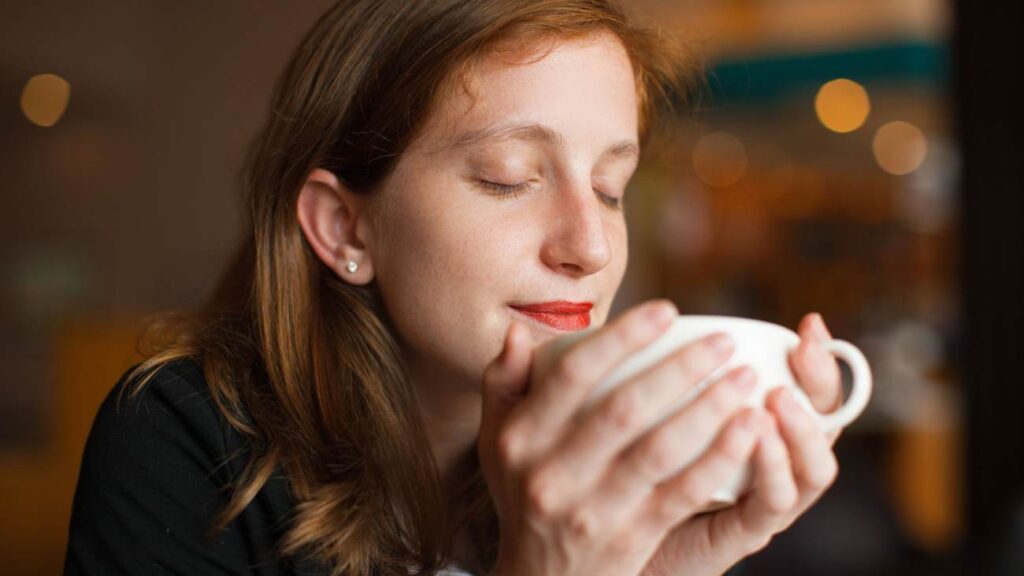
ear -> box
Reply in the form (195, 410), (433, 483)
(296, 168), (375, 285)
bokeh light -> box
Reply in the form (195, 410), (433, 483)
(20, 73), (71, 127)
(815, 78), (871, 133)
(874, 120), (929, 176)
(692, 131), (748, 188)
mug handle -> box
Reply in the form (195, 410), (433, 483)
(814, 339), (873, 432)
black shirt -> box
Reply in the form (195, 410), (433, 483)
(64, 358), (749, 575)
(64, 358), (326, 575)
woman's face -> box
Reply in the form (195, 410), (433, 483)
(368, 31), (639, 388)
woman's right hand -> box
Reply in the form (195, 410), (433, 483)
(478, 300), (768, 576)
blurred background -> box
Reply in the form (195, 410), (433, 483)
(1, 1), (1020, 574)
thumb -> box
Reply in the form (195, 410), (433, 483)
(480, 321), (532, 432)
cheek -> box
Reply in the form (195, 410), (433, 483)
(595, 210), (628, 269)
(382, 197), (510, 288)
(371, 188), (523, 380)
(603, 221), (629, 312)
(609, 219), (628, 271)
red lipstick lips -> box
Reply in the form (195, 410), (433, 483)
(510, 301), (593, 331)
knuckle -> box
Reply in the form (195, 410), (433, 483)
(551, 352), (586, 389)
(718, 425), (753, 466)
(638, 436), (677, 479)
(670, 475), (710, 515)
(603, 387), (644, 433)
(524, 467), (560, 516)
(566, 505), (601, 543)
(496, 428), (526, 465)
(766, 490), (798, 514)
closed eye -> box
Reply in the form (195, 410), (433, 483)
(479, 180), (532, 200)
(596, 190), (623, 210)
(480, 179), (623, 210)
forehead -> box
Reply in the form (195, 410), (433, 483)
(414, 31), (640, 155)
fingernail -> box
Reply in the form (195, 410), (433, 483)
(707, 333), (735, 356)
(812, 313), (832, 340)
(499, 326), (514, 363)
(648, 300), (678, 324)
(727, 366), (756, 391)
(504, 323), (523, 362)
(738, 408), (759, 431)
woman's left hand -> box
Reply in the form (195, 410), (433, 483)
(640, 312), (844, 576)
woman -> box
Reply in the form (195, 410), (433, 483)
(65, 1), (845, 574)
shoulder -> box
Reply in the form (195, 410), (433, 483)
(112, 356), (215, 418)
(85, 357), (237, 480)
(66, 358), (279, 574)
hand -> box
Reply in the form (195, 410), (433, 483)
(478, 300), (767, 576)
(639, 312), (844, 576)
(788, 312), (844, 437)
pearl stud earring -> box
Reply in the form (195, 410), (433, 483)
(346, 261), (359, 273)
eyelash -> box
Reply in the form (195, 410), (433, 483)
(480, 180), (532, 199)
(480, 180), (623, 209)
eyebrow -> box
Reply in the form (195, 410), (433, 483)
(447, 121), (640, 161)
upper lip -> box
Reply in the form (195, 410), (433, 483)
(510, 301), (594, 314)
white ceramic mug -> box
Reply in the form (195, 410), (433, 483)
(530, 315), (873, 509)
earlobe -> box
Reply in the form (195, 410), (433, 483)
(296, 168), (375, 285)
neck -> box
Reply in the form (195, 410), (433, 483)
(405, 356), (487, 572)
(406, 356), (483, 489)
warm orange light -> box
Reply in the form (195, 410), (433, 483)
(20, 73), (71, 127)
(815, 78), (870, 133)
(873, 121), (928, 176)
(692, 132), (748, 188)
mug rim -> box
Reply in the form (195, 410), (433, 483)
(672, 314), (797, 335)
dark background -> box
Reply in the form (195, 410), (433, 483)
(3, 1), (1021, 574)
(959, 0), (1024, 574)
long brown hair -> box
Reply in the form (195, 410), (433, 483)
(126, 1), (693, 573)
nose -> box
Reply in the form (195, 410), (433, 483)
(539, 178), (614, 277)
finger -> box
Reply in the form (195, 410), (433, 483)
(558, 363), (753, 511)
(766, 387), (839, 501)
(480, 321), (533, 463)
(679, 415), (800, 559)
(544, 334), (739, 489)
(734, 414), (800, 535)
(608, 364), (754, 488)
(789, 313), (842, 414)
(504, 299), (678, 458)
(641, 408), (764, 532)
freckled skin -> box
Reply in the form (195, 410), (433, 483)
(366, 32), (638, 407)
